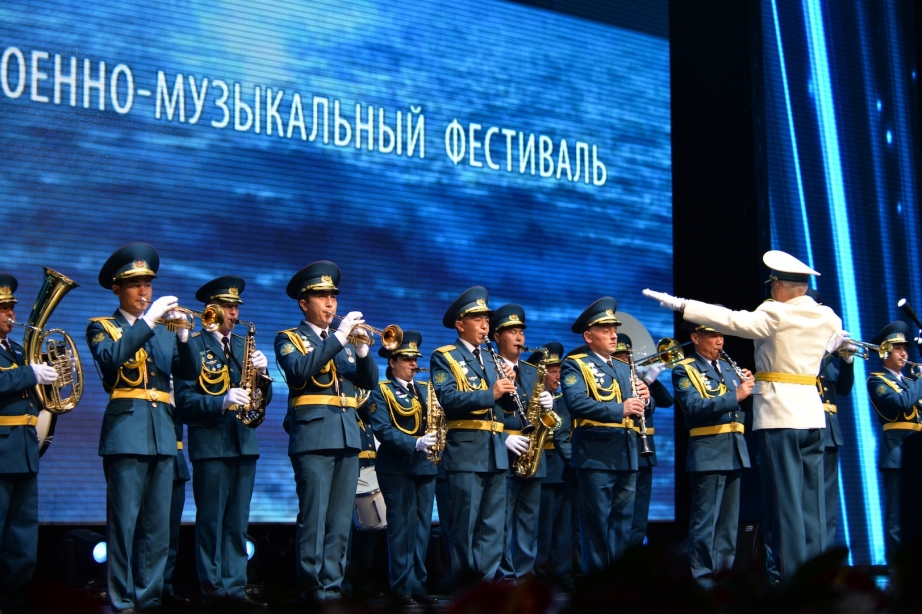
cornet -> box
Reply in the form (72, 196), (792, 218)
(141, 298), (226, 332)
(327, 312), (403, 351)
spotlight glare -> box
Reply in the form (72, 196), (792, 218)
(246, 538), (256, 561)
(92, 541), (107, 564)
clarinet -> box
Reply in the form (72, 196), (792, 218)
(718, 349), (748, 383)
(626, 347), (654, 457)
(482, 338), (535, 434)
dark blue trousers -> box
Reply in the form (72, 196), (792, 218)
(434, 472), (452, 570)
(631, 466), (653, 546)
(498, 475), (541, 580)
(688, 470), (740, 588)
(578, 469), (636, 575)
(193, 457), (256, 597)
(378, 473), (435, 595)
(823, 447), (839, 548)
(536, 483), (571, 584)
(882, 468), (900, 566)
(445, 470), (506, 581)
(163, 476), (185, 595)
(758, 429), (825, 582)
(291, 451), (359, 600)
(0, 472), (37, 609)
(103, 455), (173, 612)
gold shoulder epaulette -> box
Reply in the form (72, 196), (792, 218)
(191, 332), (201, 338)
(436, 345), (456, 353)
(677, 357), (696, 366)
(276, 327), (300, 335)
(870, 372), (885, 377)
(419, 381), (429, 388)
(88, 316), (116, 323)
(521, 360), (537, 368)
(567, 353), (587, 360)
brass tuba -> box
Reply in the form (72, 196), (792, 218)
(513, 347), (561, 478)
(235, 319), (273, 428)
(19, 267), (83, 413)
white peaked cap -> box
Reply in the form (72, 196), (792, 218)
(763, 250), (820, 280)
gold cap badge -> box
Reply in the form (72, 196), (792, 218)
(229, 287), (239, 295)
(322, 275), (332, 283)
(408, 341), (418, 350)
(476, 297), (486, 307)
(133, 259), (147, 269)
(605, 309), (615, 317)
(508, 313), (520, 322)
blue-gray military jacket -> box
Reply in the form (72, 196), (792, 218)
(175, 329), (268, 461)
(368, 377), (437, 476)
(561, 351), (641, 471)
(87, 311), (182, 457)
(673, 354), (750, 472)
(541, 391), (567, 484)
(817, 353), (853, 449)
(499, 360), (546, 479)
(275, 322), (378, 456)
(867, 370), (922, 470)
(0, 338), (41, 473)
(430, 339), (508, 473)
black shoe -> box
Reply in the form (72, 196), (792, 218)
(162, 591), (191, 606)
(393, 594), (416, 606)
(233, 594), (268, 610)
(412, 594), (438, 604)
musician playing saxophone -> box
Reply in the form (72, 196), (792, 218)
(86, 243), (189, 613)
(173, 276), (270, 608)
(672, 321), (752, 589)
(560, 297), (650, 574)
(367, 331), (438, 605)
(0, 274), (57, 612)
(490, 304), (554, 581)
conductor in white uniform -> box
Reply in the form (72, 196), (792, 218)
(643, 250), (848, 582)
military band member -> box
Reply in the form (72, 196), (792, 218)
(673, 322), (752, 588)
(533, 343), (573, 586)
(866, 321), (922, 565)
(612, 334), (671, 547)
(368, 331), (439, 606)
(644, 250), (848, 581)
(0, 275), (57, 612)
(805, 289), (854, 550)
(162, 412), (190, 607)
(430, 286), (514, 582)
(86, 243), (189, 612)
(174, 276), (269, 607)
(492, 305), (554, 581)
(275, 261), (378, 602)
(561, 297), (650, 574)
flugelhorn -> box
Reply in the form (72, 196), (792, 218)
(141, 298), (225, 332)
(328, 312), (403, 351)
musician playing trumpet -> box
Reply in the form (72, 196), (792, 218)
(274, 260), (378, 604)
(0, 274), (56, 612)
(490, 304), (554, 581)
(174, 276), (270, 608)
(866, 320), (922, 566)
(672, 321), (752, 589)
(560, 297), (650, 574)
(367, 331), (438, 606)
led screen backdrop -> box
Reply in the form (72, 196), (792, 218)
(760, 0), (919, 564)
(0, 0), (672, 523)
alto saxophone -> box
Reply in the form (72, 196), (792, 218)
(236, 320), (273, 428)
(419, 368), (446, 464)
(513, 348), (561, 478)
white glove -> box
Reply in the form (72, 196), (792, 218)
(505, 434), (530, 456)
(642, 289), (687, 312)
(336, 311), (364, 338)
(416, 432), (438, 452)
(250, 350), (268, 373)
(538, 390), (554, 411)
(174, 324), (189, 344)
(825, 330), (851, 354)
(31, 362), (58, 385)
(222, 387), (251, 410)
(641, 362), (668, 384)
(142, 296), (179, 329)
(354, 343), (369, 358)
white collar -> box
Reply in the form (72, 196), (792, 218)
(885, 367), (904, 381)
(119, 308), (139, 325)
(305, 320), (329, 338)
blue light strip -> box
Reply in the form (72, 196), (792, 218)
(769, 0), (815, 276)
(802, 0), (885, 564)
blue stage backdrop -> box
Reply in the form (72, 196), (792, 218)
(760, 0), (919, 565)
(0, 0), (672, 523)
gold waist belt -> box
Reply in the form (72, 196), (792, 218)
(0, 415), (38, 427)
(446, 419), (504, 433)
(290, 394), (357, 408)
(755, 372), (816, 385)
(177, 441), (183, 450)
(823, 403), (837, 414)
(543, 442), (555, 450)
(505, 429), (523, 436)
(638, 427), (655, 435)
(573, 418), (635, 429)
(883, 423), (922, 432)
(690, 422), (745, 437)
(358, 450), (376, 459)
(110, 389), (171, 403)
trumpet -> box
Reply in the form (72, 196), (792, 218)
(141, 298), (226, 332)
(327, 312), (403, 351)
(837, 339), (895, 361)
(636, 338), (692, 369)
